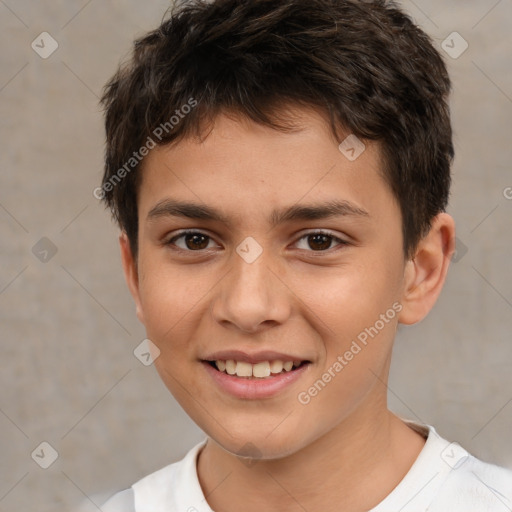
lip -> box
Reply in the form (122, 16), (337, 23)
(202, 360), (311, 400)
(202, 349), (309, 365)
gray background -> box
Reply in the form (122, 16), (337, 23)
(0, 1), (511, 510)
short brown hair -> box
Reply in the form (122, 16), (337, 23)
(100, 0), (453, 259)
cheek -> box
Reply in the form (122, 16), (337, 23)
(137, 256), (210, 353)
(287, 255), (401, 396)
(289, 257), (399, 337)
(292, 268), (398, 431)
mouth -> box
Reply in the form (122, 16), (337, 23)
(203, 359), (310, 379)
(201, 357), (311, 399)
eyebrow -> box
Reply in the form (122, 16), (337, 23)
(147, 198), (370, 227)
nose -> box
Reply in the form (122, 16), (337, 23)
(210, 248), (291, 334)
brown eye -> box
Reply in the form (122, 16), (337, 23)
(295, 231), (347, 252)
(307, 233), (333, 251)
(166, 231), (216, 251)
(184, 233), (210, 250)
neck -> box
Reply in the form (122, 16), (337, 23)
(197, 392), (426, 512)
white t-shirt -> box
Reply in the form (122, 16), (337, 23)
(102, 420), (512, 511)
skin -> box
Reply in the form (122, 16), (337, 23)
(120, 107), (456, 511)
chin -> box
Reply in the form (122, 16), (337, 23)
(207, 424), (311, 462)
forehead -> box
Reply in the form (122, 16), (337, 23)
(137, 108), (398, 228)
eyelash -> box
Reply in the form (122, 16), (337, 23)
(164, 229), (348, 254)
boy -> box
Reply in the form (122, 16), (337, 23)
(99, 0), (512, 510)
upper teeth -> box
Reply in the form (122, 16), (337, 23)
(215, 360), (302, 378)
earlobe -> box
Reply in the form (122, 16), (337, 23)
(119, 232), (145, 325)
(398, 213), (456, 325)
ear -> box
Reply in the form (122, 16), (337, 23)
(119, 232), (145, 325)
(398, 213), (456, 325)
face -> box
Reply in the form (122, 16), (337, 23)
(123, 108), (410, 459)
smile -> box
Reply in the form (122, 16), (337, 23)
(202, 359), (311, 399)
(208, 359), (307, 378)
